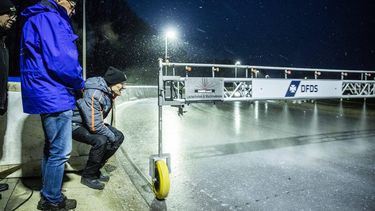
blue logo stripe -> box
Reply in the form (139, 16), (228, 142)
(285, 80), (301, 97)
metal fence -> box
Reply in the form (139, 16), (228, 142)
(159, 60), (375, 105)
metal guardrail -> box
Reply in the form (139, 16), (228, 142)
(159, 60), (375, 105)
(161, 61), (375, 74)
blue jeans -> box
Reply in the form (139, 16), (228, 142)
(40, 110), (73, 204)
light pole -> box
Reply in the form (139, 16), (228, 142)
(164, 29), (177, 61)
(82, 0), (86, 79)
(235, 61), (241, 78)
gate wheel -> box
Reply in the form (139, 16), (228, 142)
(153, 160), (170, 200)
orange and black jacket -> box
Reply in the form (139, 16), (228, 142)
(72, 77), (116, 141)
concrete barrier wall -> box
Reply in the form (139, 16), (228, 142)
(0, 83), (157, 177)
(117, 85), (157, 104)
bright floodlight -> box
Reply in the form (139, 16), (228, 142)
(164, 28), (178, 59)
(166, 29), (177, 39)
(235, 61), (241, 65)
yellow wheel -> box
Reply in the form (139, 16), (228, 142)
(153, 160), (170, 200)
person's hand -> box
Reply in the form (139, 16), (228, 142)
(74, 89), (84, 99)
(0, 109), (6, 116)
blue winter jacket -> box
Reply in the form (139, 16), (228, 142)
(20, 0), (84, 114)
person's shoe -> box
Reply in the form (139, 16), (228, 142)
(97, 173), (110, 182)
(37, 195), (76, 210)
(62, 195), (77, 210)
(81, 177), (105, 190)
(37, 202), (67, 211)
(0, 183), (9, 192)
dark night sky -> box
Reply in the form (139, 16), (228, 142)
(127, 0), (375, 70)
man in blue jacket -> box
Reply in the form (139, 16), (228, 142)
(20, 0), (83, 210)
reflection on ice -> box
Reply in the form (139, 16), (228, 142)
(310, 102), (318, 132)
(360, 103), (367, 130)
(233, 102), (241, 135)
(254, 101), (259, 120)
(164, 111), (181, 158)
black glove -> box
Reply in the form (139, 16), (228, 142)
(0, 94), (8, 116)
(74, 89), (84, 99)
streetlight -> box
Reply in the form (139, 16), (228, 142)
(83, 0), (86, 79)
(235, 61), (241, 78)
(165, 28), (177, 61)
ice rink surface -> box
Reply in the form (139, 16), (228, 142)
(117, 99), (375, 210)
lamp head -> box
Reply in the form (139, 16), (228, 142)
(166, 29), (177, 40)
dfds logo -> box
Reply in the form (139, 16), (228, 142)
(285, 80), (300, 97)
(285, 81), (319, 97)
(301, 85), (318, 93)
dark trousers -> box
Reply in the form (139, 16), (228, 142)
(72, 125), (124, 178)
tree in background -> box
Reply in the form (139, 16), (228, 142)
(9, 0), (164, 84)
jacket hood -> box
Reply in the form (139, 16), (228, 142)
(21, 0), (67, 19)
(85, 77), (112, 95)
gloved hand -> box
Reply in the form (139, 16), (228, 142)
(74, 89), (84, 99)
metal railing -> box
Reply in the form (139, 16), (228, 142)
(159, 60), (375, 105)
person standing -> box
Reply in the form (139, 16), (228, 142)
(0, 0), (16, 115)
(72, 66), (126, 190)
(0, 0), (16, 198)
(20, 0), (83, 210)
